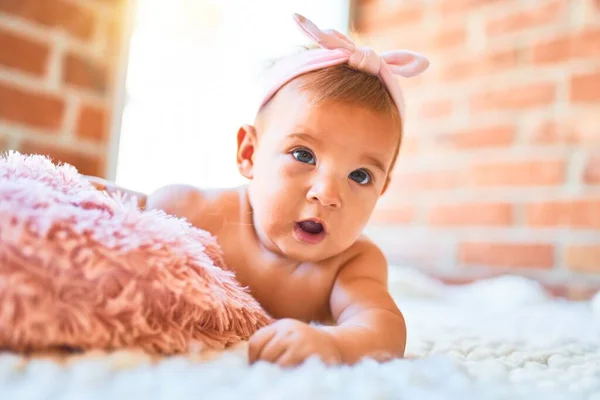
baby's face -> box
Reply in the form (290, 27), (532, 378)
(240, 85), (400, 262)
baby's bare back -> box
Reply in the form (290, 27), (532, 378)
(147, 185), (351, 323)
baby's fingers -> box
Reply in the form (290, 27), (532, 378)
(275, 347), (306, 368)
(256, 334), (289, 363)
(248, 326), (277, 364)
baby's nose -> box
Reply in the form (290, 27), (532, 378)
(307, 177), (342, 208)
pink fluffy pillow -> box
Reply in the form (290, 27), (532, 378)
(0, 151), (272, 355)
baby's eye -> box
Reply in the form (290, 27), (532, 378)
(292, 148), (316, 165)
(349, 169), (371, 185)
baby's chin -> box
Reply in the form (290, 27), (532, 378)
(278, 246), (334, 264)
(272, 235), (348, 263)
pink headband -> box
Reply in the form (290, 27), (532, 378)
(258, 13), (430, 118)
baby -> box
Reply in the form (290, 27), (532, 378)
(88, 14), (429, 367)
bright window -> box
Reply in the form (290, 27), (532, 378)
(114, 0), (351, 194)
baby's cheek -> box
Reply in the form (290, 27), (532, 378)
(254, 160), (294, 195)
(253, 159), (279, 184)
(345, 197), (378, 227)
(281, 161), (302, 178)
(276, 159), (309, 183)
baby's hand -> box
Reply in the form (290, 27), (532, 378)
(248, 319), (342, 367)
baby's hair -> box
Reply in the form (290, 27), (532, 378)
(296, 64), (399, 119)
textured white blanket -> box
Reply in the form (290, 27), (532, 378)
(1, 268), (599, 400)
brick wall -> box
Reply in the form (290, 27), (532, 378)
(0, 0), (128, 177)
(361, 0), (600, 284)
(1, 1), (597, 288)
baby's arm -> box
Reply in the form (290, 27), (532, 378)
(325, 242), (406, 364)
(248, 241), (405, 367)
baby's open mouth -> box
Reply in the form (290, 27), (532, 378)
(293, 219), (326, 245)
(297, 220), (324, 234)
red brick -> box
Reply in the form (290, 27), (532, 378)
(358, 2), (425, 32)
(428, 203), (513, 226)
(437, 276), (478, 286)
(470, 82), (556, 112)
(570, 71), (600, 103)
(391, 169), (461, 191)
(440, 48), (518, 81)
(543, 282), (600, 300)
(440, 48), (518, 82)
(529, 112), (600, 145)
(431, 25), (467, 50)
(0, 28), (49, 76)
(486, 1), (564, 36)
(543, 283), (569, 298)
(436, 124), (516, 149)
(19, 141), (105, 177)
(63, 52), (108, 94)
(584, 154), (600, 184)
(530, 121), (582, 145)
(524, 199), (600, 228)
(0, 0), (95, 41)
(571, 28), (599, 53)
(565, 285), (600, 300)
(533, 28), (600, 64)
(75, 104), (109, 143)
(532, 36), (570, 64)
(468, 159), (565, 186)
(481, 49), (520, 73)
(370, 205), (415, 225)
(420, 100), (453, 119)
(387, 35), (429, 56)
(565, 245), (600, 273)
(0, 83), (65, 130)
(459, 242), (554, 269)
(439, 62), (469, 81)
(439, 0), (506, 14)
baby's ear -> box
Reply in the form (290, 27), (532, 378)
(236, 124), (257, 180)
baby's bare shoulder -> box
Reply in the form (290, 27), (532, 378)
(147, 184), (242, 234)
(146, 183), (205, 218)
(335, 235), (388, 283)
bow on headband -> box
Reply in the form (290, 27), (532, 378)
(258, 13), (430, 118)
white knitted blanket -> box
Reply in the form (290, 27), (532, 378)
(1, 268), (599, 400)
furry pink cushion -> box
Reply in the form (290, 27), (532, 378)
(0, 151), (272, 355)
